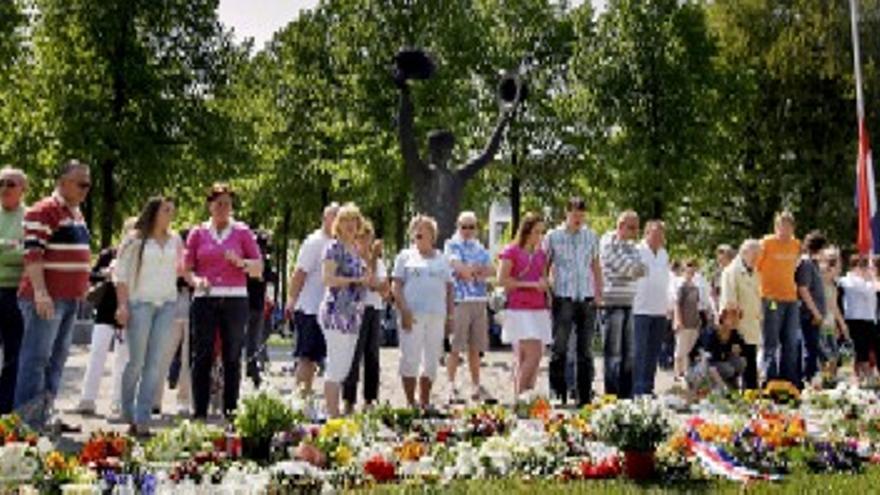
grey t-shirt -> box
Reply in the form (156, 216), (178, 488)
(796, 257), (826, 318)
(677, 282), (701, 329)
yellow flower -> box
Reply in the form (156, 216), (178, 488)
(321, 418), (359, 439)
(334, 445), (353, 466)
(45, 451), (67, 471)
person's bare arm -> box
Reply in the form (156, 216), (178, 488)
(798, 286), (822, 323)
(26, 263), (53, 319)
(322, 259), (364, 288)
(392, 278), (414, 331)
(285, 268), (307, 314)
(591, 257), (604, 306)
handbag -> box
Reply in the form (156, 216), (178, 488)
(86, 281), (110, 307)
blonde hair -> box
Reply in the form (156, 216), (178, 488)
(331, 203), (363, 239)
(409, 214), (438, 242)
(617, 210), (638, 226)
(775, 210), (795, 227)
(359, 218), (375, 237)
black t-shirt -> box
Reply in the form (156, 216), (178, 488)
(90, 248), (118, 327)
(796, 257), (826, 318)
(690, 328), (746, 363)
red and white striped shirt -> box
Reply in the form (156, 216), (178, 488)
(18, 192), (91, 300)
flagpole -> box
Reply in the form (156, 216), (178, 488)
(851, 0), (865, 121)
(851, 0), (875, 255)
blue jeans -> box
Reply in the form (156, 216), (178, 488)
(800, 313), (821, 383)
(14, 298), (80, 429)
(602, 307), (635, 399)
(633, 315), (667, 396)
(121, 301), (176, 425)
(762, 300), (801, 387)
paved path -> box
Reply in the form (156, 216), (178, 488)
(50, 342), (676, 445)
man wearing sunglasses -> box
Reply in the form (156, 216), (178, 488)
(15, 159), (91, 432)
(443, 211), (494, 404)
(0, 167), (27, 415)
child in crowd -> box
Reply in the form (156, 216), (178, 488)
(818, 248), (848, 381)
(688, 308), (747, 391)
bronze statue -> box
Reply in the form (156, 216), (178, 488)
(394, 49), (524, 244)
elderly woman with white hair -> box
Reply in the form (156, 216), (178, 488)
(392, 215), (454, 409)
(719, 238), (762, 389)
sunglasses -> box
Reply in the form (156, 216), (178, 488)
(76, 181), (91, 190)
(460, 225), (476, 230)
(415, 234), (424, 240)
(0, 179), (20, 188)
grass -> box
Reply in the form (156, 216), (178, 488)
(368, 468), (880, 494)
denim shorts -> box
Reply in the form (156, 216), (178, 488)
(292, 311), (326, 362)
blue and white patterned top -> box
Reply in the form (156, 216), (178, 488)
(318, 240), (366, 334)
(544, 224), (600, 301)
(444, 235), (491, 302)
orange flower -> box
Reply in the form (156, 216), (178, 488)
(530, 398), (551, 421)
(395, 440), (425, 462)
(45, 451), (67, 471)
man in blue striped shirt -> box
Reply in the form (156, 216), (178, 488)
(544, 197), (603, 406)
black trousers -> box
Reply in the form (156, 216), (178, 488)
(549, 297), (596, 405)
(191, 297), (249, 418)
(741, 343), (759, 390)
(244, 306), (266, 387)
(343, 306), (381, 404)
(0, 288), (23, 414)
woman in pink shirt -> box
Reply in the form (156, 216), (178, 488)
(497, 212), (551, 399)
(183, 183), (262, 419)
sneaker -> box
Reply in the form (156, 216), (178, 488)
(74, 399), (96, 415)
(447, 386), (464, 405)
(471, 385), (494, 403)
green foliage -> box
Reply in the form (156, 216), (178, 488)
(233, 390), (302, 441)
(0, 0), (876, 256)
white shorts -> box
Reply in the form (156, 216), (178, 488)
(398, 313), (446, 380)
(502, 309), (552, 345)
(324, 329), (359, 383)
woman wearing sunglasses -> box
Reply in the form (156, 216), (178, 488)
(0, 167), (26, 414)
(392, 215), (455, 409)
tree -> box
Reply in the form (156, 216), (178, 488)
(571, 0), (716, 224)
(10, 0), (243, 246)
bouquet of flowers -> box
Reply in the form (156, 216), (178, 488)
(0, 414), (38, 446)
(235, 389), (304, 462)
(590, 398), (671, 452)
(79, 431), (132, 471)
(144, 420), (225, 463)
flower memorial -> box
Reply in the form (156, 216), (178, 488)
(9, 382), (880, 491)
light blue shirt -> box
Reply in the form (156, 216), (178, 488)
(444, 235), (491, 302)
(392, 248), (454, 315)
(544, 224), (599, 301)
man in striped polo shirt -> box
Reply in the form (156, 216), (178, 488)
(15, 160), (91, 431)
(599, 210), (646, 399)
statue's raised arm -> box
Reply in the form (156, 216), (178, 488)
(397, 82), (426, 180)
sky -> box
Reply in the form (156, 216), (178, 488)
(218, 0), (603, 49)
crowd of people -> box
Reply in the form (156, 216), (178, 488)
(0, 159), (873, 436)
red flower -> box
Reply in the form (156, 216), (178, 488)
(436, 429), (451, 444)
(364, 454), (396, 483)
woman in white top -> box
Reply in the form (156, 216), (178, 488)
(838, 254), (878, 379)
(114, 196), (183, 435)
(392, 215), (455, 408)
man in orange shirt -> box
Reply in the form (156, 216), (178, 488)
(756, 211), (802, 387)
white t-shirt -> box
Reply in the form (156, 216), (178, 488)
(294, 229), (332, 315)
(392, 248), (454, 316)
(364, 258), (387, 309)
(633, 242), (670, 316)
(839, 272), (877, 322)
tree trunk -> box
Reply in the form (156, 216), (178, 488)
(510, 174), (521, 234)
(279, 206), (291, 306)
(100, 158), (116, 248)
(394, 192), (406, 253)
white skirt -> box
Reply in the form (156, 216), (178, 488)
(502, 309), (552, 345)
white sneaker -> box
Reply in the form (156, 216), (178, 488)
(448, 386), (464, 404)
(471, 385), (494, 403)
